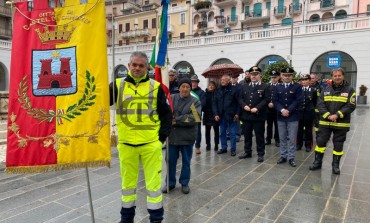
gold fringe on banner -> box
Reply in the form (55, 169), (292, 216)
(110, 130), (117, 147)
(5, 161), (110, 174)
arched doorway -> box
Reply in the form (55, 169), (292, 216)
(309, 14), (320, 22)
(211, 58), (234, 66)
(335, 10), (347, 19)
(310, 51), (357, 88)
(51, 80), (60, 88)
(322, 12), (334, 21)
(257, 55), (287, 72)
(0, 63), (7, 91)
(173, 61), (195, 80)
(114, 64), (129, 79)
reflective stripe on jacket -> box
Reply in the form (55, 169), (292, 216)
(116, 78), (160, 144)
(317, 80), (356, 130)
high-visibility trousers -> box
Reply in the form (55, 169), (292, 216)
(315, 127), (348, 156)
(117, 140), (163, 211)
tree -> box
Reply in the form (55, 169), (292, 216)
(262, 61), (297, 83)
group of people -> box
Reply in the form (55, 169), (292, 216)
(110, 51), (356, 223)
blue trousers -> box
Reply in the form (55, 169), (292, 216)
(168, 144), (193, 187)
(220, 118), (237, 152)
(195, 123), (202, 148)
(277, 121), (298, 160)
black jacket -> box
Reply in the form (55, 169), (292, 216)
(317, 80), (356, 130)
(213, 83), (241, 121)
(238, 82), (271, 121)
(203, 89), (218, 126)
(299, 86), (317, 120)
(192, 86), (206, 109)
(109, 75), (172, 143)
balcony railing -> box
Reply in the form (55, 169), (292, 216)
(321, 0), (335, 10)
(273, 6), (286, 17)
(213, 0), (237, 7)
(240, 9), (270, 23)
(289, 3), (302, 14)
(215, 16), (226, 27)
(197, 21), (208, 29)
(0, 27), (12, 38)
(121, 28), (150, 39)
(0, 6), (11, 17)
(227, 15), (238, 25)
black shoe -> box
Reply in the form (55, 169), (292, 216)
(289, 159), (296, 167)
(162, 185), (175, 193)
(275, 142), (280, 147)
(305, 146), (311, 152)
(181, 185), (190, 194)
(257, 156), (264, 162)
(217, 150), (227, 154)
(151, 221), (162, 223)
(309, 152), (324, 171)
(214, 145), (219, 151)
(296, 145), (302, 151)
(332, 155), (341, 175)
(277, 157), (287, 164)
(231, 152), (236, 156)
(238, 152), (252, 159)
(206, 145), (211, 151)
(265, 139), (271, 145)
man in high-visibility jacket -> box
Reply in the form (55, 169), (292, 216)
(309, 68), (356, 175)
(110, 51), (172, 223)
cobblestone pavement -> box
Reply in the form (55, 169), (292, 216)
(0, 107), (370, 223)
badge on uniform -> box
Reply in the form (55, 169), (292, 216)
(341, 93), (348, 97)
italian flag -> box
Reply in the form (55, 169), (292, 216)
(6, 0), (110, 173)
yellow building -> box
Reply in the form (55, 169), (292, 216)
(166, 0), (192, 41)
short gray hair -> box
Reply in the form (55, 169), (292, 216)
(130, 51), (149, 66)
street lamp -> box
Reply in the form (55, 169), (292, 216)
(134, 23), (138, 45)
(289, 1), (294, 66)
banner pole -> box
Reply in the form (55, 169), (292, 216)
(85, 167), (96, 223)
(166, 137), (169, 193)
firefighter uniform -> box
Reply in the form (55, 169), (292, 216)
(238, 66), (271, 162)
(111, 71), (172, 223)
(309, 79), (356, 175)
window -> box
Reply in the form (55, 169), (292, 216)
(152, 18), (157, 28)
(367, 5), (370, 15)
(125, 23), (130, 31)
(168, 34), (172, 40)
(143, 20), (148, 29)
(126, 39), (130, 45)
(119, 24), (123, 33)
(172, 3), (177, 7)
(180, 32), (185, 39)
(119, 40), (123, 46)
(220, 9), (224, 16)
(151, 36), (156, 42)
(144, 0), (149, 5)
(143, 37), (148, 43)
(180, 13), (186, 24)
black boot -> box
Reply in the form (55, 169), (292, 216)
(309, 152), (324, 171)
(332, 155), (342, 175)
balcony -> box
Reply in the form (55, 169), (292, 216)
(213, 0), (237, 7)
(142, 3), (159, 12)
(289, 3), (302, 15)
(121, 28), (150, 39)
(240, 9), (271, 24)
(0, 27), (12, 39)
(197, 21), (208, 29)
(121, 6), (140, 15)
(215, 16), (226, 27)
(321, 0), (335, 11)
(194, 1), (212, 13)
(0, 6), (11, 17)
(273, 6), (286, 17)
(241, 0), (253, 4)
(227, 15), (238, 25)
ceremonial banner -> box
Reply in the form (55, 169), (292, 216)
(6, 0), (110, 173)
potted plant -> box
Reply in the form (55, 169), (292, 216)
(357, 84), (368, 104)
(194, 1), (212, 11)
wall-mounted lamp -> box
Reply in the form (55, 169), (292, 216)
(332, 40), (336, 44)
(221, 50), (224, 53)
(181, 53), (184, 56)
(271, 45), (274, 49)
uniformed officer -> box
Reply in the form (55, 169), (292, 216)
(310, 72), (328, 139)
(265, 70), (280, 147)
(309, 68), (356, 175)
(272, 67), (303, 167)
(297, 74), (317, 152)
(238, 66), (271, 162)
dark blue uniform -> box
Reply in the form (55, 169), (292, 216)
(238, 82), (270, 159)
(297, 86), (317, 151)
(266, 83), (280, 146)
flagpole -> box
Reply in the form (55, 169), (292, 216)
(85, 167), (96, 223)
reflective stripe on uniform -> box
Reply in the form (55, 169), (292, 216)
(122, 188), (136, 196)
(319, 121), (350, 128)
(121, 188), (137, 208)
(337, 110), (344, 118)
(315, 108), (319, 113)
(324, 96), (348, 103)
(333, 150), (344, 156)
(122, 199), (136, 208)
(147, 200), (163, 210)
(322, 112), (330, 119)
(146, 188), (163, 209)
(315, 145), (326, 153)
(314, 127), (319, 132)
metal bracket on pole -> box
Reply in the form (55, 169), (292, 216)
(85, 167), (96, 223)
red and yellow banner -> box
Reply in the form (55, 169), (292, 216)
(6, 0), (110, 173)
